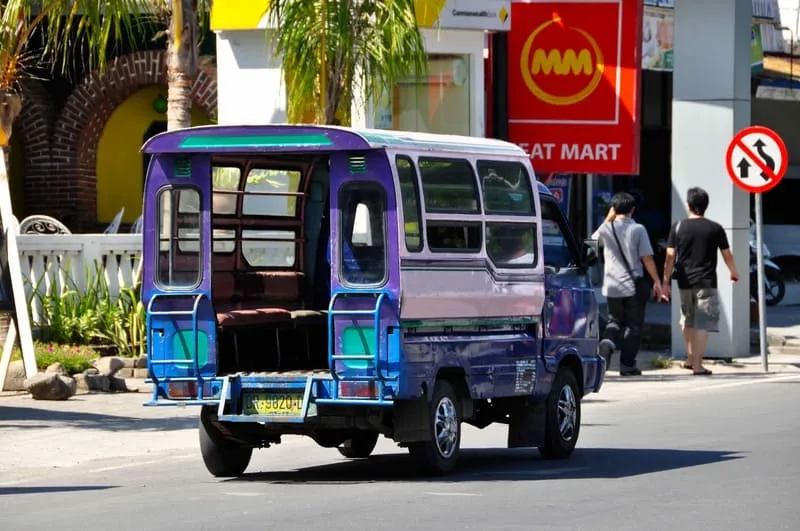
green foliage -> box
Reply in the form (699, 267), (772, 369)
(267, 0), (428, 125)
(26, 262), (146, 357)
(12, 342), (99, 375)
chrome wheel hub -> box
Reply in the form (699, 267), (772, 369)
(557, 384), (577, 441)
(434, 397), (459, 459)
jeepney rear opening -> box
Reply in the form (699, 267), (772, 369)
(153, 152), (381, 381)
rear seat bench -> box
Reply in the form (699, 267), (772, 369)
(212, 271), (326, 368)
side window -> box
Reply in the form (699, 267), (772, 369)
(242, 230), (296, 267)
(477, 160), (534, 215)
(211, 166), (241, 215)
(157, 188), (201, 288)
(541, 199), (578, 269)
(396, 156), (423, 252)
(418, 157), (480, 213)
(427, 222), (482, 253)
(486, 223), (537, 267)
(243, 168), (302, 217)
(339, 183), (387, 286)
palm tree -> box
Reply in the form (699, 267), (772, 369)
(0, 1), (151, 145)
(267, 0), (428, 126)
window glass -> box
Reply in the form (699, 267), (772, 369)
(427, 221), (482, 253)
(213, 229), (236, 253)
(211, 166), (241, 215)
(339, 184), (387, 286)
(477, 160), (534, 215)
(396, 156), (423, 251)
(243, 168), (301, 217)
(242, 230), (296, 267)
(418, 157), (480, 213)
(541, 199), (575, 269)
(486, 223), (537, 267)
(157, 188), (201, 288)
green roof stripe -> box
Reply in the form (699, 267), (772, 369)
(178, 134), (334, 149)
(357, 130), (525, 156)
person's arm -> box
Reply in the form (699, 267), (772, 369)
(590, 206), (616, 240)
(661, 222), (677, 300)
(637, 227), (662, 298)
(718, 225), (739, 282)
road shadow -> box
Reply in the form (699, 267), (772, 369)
(230, 447), (743, 485)
(603, 372), (785, 382)
(0, 485), (117, 496)
(0, 407), (196, 433)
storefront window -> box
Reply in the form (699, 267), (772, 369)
(374, 54), (470, 136)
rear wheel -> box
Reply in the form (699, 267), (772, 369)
(538, 368), (581, 460)
(199, 406), (253, 478)
(408, 379), (461, 475)
(338, 431), (380, 458)
(765, 269), (786, 306)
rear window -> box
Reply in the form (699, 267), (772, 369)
(243, 168), (302, 217)
(339, 183), (387, 286)
(157, 187), (201, 288)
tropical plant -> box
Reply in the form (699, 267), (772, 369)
(0, 0), (151, 145)
(267, 0), (428, 125)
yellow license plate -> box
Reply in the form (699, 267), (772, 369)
(243, 393), (304, 416)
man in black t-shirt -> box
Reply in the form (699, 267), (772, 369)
(661, 187), (740, 376)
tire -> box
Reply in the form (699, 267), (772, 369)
(765, 269), (786, 306)
(408, 379), (462, 475)
(199, 406), (253, 478)
(337, 431), (380, 459)
(538, 368), (581, 460)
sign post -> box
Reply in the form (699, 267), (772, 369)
(725, 125), (788, 373)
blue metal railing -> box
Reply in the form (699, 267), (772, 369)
(326, 290), (396, 402)
(145, 292), (209, 401)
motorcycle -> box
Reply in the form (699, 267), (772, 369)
(749, 220), (785, 306)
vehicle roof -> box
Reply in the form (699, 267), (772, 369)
(140, 124), (528, 158)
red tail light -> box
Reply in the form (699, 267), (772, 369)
(339, 381), (377, 399)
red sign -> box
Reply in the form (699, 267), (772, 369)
(725, 125), (788, 193)
(507, 0), (643, 175)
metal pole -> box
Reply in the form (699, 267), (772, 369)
(755, 191), (768, 372)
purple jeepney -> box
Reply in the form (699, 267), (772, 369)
(140, 124), (605, 477)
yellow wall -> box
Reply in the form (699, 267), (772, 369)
(96, 85), (213, 223)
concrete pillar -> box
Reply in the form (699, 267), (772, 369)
(670, 0), (753, 358)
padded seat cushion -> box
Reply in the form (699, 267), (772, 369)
(216, 302), (292, 327)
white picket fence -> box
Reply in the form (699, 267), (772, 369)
(17, 234), (143, 325)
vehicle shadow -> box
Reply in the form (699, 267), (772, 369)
(0, 407), (196, 433)
(0, 485), (117, 496)
(230, 447), (743, 485)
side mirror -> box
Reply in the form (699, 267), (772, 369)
(582, 238), (599, 267)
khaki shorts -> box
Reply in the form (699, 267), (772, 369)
(679, 288), (721, 332)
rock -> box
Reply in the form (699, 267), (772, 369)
(133, 368), (149, 379)
(109, 376), (138, 393)
(122, 357), (136, 369)
(45, 362), (68, 376)
(92, 356), (124, 377)
(24, 372), (76, 400)
(83, 367), (100, 376)
(135, 355), (147, 369)
(73, 373), (91, 394)
(3, 360), (27, 391)
(85, 374), (111, 392)
(115, 368), (134, 378)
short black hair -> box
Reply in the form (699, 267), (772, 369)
(611, 192), (636, 215)
(686, 187), (709, 216)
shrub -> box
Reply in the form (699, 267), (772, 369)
(12, 342), (99, 375)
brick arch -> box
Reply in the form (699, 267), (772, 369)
(15, 79), (56, 219)
(50, 50), (218, 231)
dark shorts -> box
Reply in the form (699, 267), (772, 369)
(679, 288), (721, 332)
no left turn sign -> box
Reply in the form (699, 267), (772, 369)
(725, 125), (788, 193)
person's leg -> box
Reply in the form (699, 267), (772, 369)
(618, 293), (643, 375)
(600, 297), (626, 365)
(691, 288), (721, 375)
(679, 289), (697, 369)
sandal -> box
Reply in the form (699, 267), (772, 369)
(692, 368), (713, 375)
(682, 363), (693, 370)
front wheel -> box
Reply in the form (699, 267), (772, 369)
(408, 380), (461, 475)
(538, 368), (581, 460)
(199, 406), (253, 478)
(765, 269), (786, 306)
(338, 431), (380, 458)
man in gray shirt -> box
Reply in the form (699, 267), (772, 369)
(591, 192), (662, 376)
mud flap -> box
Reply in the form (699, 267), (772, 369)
(507, 398), (546, 448)
(392, 398), (431, 443)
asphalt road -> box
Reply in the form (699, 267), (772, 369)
(2, 374), (799, 531)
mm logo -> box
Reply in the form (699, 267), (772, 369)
(520, 18), (605, 106)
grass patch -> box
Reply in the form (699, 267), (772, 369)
(11, 342), (100, 375)
(650, 355), (675, 370)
